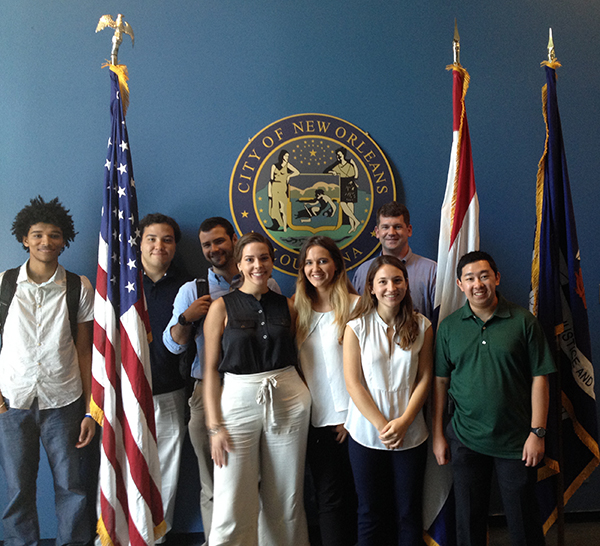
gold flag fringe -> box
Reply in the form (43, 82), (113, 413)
(95, 517), (168, 546)
(89, 395), (104, 427)
(155, 520), (168, 542)
(541, 60), (562, 70)
(530, 82), (549, 316)
(423, 533), (443, 546)
(95, 465), (167, 546)
(445, 64), (471, 225)
(96, 516), (115, 546)
(102, 62), (131, 117)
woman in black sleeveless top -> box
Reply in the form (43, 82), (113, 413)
(203, 232), (311, 546)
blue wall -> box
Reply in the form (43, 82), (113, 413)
(1, 0), (598, 537)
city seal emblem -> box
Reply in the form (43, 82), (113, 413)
(230, 113), (395, 276)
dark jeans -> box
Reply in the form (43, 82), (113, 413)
(0, 397), (91, 546)
(306, 424), (357, 546)
(447, 422), (545, 546)
(348, 436), (427, 546)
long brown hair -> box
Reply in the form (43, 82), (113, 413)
(349, 256), (419, 349)
(295, 236), (354, 343)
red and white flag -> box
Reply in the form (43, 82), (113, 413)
(434, 65), (479, 325)
(91, 65), (166, 546)
(424, 63), (479, 546)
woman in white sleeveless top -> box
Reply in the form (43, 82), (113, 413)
(344, 256), (433, 545)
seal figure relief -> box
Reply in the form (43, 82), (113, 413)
(230, 113), (395, 276)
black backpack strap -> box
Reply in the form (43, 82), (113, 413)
(0, 268), (81, 352)
(0, 268), (21, 350)
(65, 270), (82, 344)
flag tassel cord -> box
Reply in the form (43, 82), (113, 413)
(102, 63), (130, 117)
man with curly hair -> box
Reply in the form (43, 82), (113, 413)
(0, 196), (95, 545)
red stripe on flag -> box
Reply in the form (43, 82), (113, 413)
(119, 324), (156, 438)
(134, 277), (152, 334)
(94, 322), (119, 393)
(450, 69), (477, 248)
(99, 491), (119, 545)
(121, 412), (164, 527)
(96, 264), (108, 300)
(93, 318), (108, 365)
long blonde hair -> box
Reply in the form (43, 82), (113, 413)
(295, 236), (354, 343)
(349, 256), (419, 349)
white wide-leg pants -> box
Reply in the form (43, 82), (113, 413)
(209, 366), (311, 546)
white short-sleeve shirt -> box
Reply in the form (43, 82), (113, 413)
(0, 263), (94, 410)
(345, 311), (430, 450)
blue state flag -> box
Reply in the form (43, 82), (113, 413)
(530, 61), (599, 534)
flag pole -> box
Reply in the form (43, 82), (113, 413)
(545, 30), (565, 546)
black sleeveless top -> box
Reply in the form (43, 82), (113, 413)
(219, 289), (299, 375)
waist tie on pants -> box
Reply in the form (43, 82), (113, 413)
(256, 375), (279, 428)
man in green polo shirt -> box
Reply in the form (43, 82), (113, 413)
(433, 251), (555, 546)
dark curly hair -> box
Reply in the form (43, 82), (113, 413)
(11, 196), (77, 251)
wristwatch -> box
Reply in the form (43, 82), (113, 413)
(531, 427), (546, 438)
(178, 313), (192, 327)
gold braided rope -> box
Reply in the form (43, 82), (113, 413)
(102, 62), (131, 117)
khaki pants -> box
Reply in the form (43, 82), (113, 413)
(188, 380), (214, 544)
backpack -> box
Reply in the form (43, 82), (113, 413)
(0, 267), (81, 352)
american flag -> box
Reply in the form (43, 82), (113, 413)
(91, 66), (166, 545)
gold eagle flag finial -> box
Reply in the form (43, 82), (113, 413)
(96, 13), (134, 65)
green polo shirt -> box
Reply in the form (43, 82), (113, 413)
(435, 293), (555, 458)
